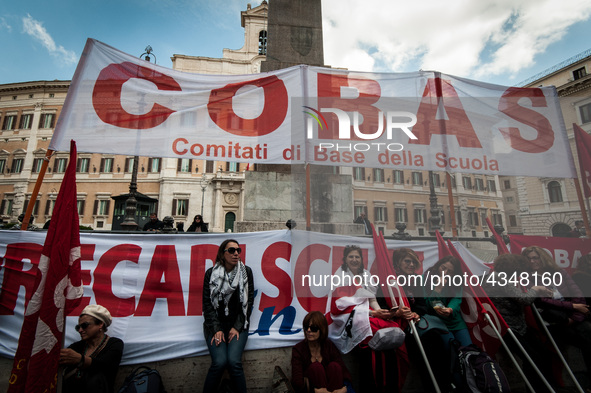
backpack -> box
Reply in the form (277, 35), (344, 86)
(454, 343), (511, 393)
(118, 366), (166, 393)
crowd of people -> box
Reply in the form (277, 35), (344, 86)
(53, 238), (591, 393)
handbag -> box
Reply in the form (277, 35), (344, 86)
(415, 314), (449, 337)
(368, 326), (405, 350)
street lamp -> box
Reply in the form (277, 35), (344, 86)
(120, 46), (156, 231)
(200, 174), (211, 217)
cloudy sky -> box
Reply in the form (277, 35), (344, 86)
(1, 0), (590, 86)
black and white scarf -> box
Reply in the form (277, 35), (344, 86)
(209, 261), (250, 328)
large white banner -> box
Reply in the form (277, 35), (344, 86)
(49, 39), (575, 177)
(0, 230), (487, 364)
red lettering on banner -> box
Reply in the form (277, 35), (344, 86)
(68, 243), (95, 315)
(0, 243), (42, 315)
(92, 62), (182, 129)
(317, 73), (382, 140)
(260, 242), (293, 313)
(498, 87), (554, 153)
(136, 245), (185, 316)
(208, 75), (288, 137)
(409, 78), (481, 148)
(187, 244), (218, 316)
(93, 244), (141, 318)
(294, 244), (330, 313)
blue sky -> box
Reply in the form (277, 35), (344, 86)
(1, 0), (591, 86)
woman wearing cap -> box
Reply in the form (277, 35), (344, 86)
(291, 311), (351, 393)
(59, 304), (124, 393)
(202, 239), (254, 393)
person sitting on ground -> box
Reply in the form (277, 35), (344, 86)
(143, 212), (164, 232)
(60, 304), (124, 393)
(187, 214), (209, 232)
(291, 311), (351, 393)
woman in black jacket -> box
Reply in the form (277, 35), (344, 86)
(187, 215), (209, 232)
(202, 239), (254, 393)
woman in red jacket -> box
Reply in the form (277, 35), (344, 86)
(291, 311), (352, 393)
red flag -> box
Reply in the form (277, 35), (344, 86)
(574, 123), (591, 198)
(435, 230), (451, 258)
(446, 240), (509, 355)
(8, 140), (83, 393)
(371, 225), (409, 308)
(485, 217), (509, 255)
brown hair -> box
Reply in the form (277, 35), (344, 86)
(493, 253), (530, 275)
(392, 248), (420, 274)
(216, 239), (240, 268)
(521, 246), (558, 272)
(342, 245), (363, 274)
(425, 255), (461, 277)
(302, 311), (328, 341)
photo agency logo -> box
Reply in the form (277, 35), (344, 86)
(303, 104), (419, 153)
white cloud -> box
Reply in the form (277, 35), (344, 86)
(322, 0), (591, 80)
(0, 17), (12, 32)
(22, 14), (77, 65)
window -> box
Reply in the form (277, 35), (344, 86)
(100, 157), (113, 173)
(19, 114), (33, 129)
(39, 113), (55, 129)
(206, 160), (214, 173)
(468, 209), (478, 227)
(354, 205), (366, 218)
(374, 206), (387, 222)
(573, 67), (587, 80)
(394, 206), (408, 222)
(32, 158), (44, 173)
(354, 167), (365, 181)
(177, 158), (191, 173)
(0, 198), (14, 215)
(259, 30), (267, 55)
(172, 199), (189, 216)
(93, 199), (111, 216)
(548, 181), (563, 203)
(462, 176), (472, 190)
(393, 170), (403, 184)
(475, 178), (484, 191)
(580, 103), (591, 124)
(148, 158), (161, 173)
(504, 180), (511, 189)
(77, 200), (86, 216)
(411, 172), (423, 185)
(227, 162), (238, 172)
(11, 158), (23, 174)
(414, 208), (426, 224)
(492, 212), (503, 226)
(431, 173), (441, 187)
(480, 210), (487, 226)
(0, 159), (5, 174)
(23, 199), (40, 215)
(125, 157), (136, 173)
(77, 158), (90, 173)
(3, 115), (16, 130)
(487, 179), (496, 192)
(373, 168), (384, 182)
(506, 196), (514, 202)
(44, 199), (55, 216)
(509, 215), (517, 227)
(54, 158), (68, 173)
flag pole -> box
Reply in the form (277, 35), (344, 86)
(21, 149), (54, 230)
(531, 306), (585, 393)
(446, 172), (458, 238)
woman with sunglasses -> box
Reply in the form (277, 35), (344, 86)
(291, 311), (351, 393)
(187, 214), (208, 232)
(59, 304), (123, 393)
(202, 239), (254, 393)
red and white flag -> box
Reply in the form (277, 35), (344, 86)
(7, 140), (83, 393)
(574, 123), (591, 198)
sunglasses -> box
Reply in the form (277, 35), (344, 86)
(75, 322), (94, 331)
(304, 325), (320, 333)
(224, 247), (242, 254)
(403, 259), (418, 266)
